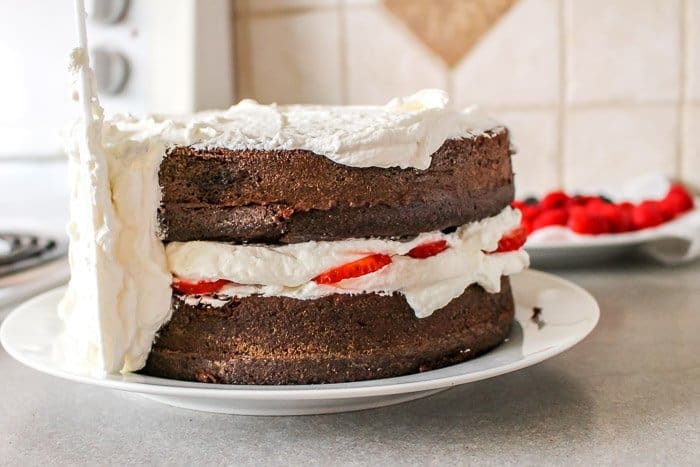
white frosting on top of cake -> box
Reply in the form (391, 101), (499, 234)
(104, 89), (500, 170)
(168, 208), (529, 318)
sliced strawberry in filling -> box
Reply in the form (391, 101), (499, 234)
(493, 225), (527, 253)
(172, 278), (232, 295)
(406, 240), (448, 259)
(313, 254), (392, 285)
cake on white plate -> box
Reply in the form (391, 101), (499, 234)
(60, 43), (528, 384)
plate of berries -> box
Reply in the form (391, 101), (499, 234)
(513, 175), (700, 268)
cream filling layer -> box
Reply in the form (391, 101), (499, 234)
(167, 207), (529, 318)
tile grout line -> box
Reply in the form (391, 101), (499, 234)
(466, 101), (694, 115)
(677, 0), (688, 180)
(568, 100), (685, 109)
(244, 11), (255, 99)
(446, 68), (454, 100)
(230, 0), (240, 100)
(238, 5), (343, 19)
(339, 0), (349, 105)
(556, 0), (568, 189)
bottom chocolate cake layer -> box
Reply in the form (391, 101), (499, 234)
(143, 278), (514, 385)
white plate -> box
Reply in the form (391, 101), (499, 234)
(525, 205), (700, 268)
(1, 270), (599, 416)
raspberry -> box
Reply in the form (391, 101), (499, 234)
(172, 278), (231, 295)
(660, 183), (694, 218)
(511, 200), (526, 211)
(568, 206), (607, 234)
(532, 208), (568, 231)
(518, 204), (541, 222)
(632, 201), (665, 230)
(541, 191), (570, 210)
(596, 203), (626, 233)
(618, 201), (635, 212)
(572, 195), (597, 206)
(313, 254), (392, 285)
(494, 225), (528, 252)
(406, 240), (448, 259)
(585, 197), (611, 211)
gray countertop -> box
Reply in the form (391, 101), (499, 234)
(1, 162), (699, 465)
(1, 256), (699, 466)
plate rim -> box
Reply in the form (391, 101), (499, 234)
(525, 203), (700, 250)
(1, 269), (599, 401)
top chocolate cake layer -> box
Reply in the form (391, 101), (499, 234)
(157, 128), (513, 243)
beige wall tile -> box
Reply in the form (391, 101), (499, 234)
(234, 13), (254, 100)
(564, 106), (678, 190)
(344, 0), (379, 5)
(687, 0), (700, 101)
(452, 0), (560, 108)
(682, 106), (700, 190)
(243, 10), (343, 104)
(383, 0), (518, 68)
(567, 0), (681, 104)
(495, 109), (560, 196)
(344, 7), (448, 104)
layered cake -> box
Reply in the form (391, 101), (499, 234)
(61, 49), (528, 384)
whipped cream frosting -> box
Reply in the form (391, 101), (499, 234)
(59, 42), (172, 375)
(168, 208), (529, 318)
(103, 89), (500, 170)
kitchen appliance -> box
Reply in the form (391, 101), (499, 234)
(0, 0), (234, 159)
(0, 233), (69, 314)
(0, 233), (66, 278)
(0, 161), (71, 312)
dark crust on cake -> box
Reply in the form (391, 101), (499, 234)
(157, 129), (513, 243)
(142, 278), (514, 385)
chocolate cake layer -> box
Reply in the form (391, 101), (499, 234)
(142, 278), (514, 385)
(158, 129), (513, 243)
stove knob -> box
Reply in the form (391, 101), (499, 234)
(86, 0), (129, 24)
(91, 48), (130, 95)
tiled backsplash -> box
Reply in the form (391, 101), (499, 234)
(233, 0), (700, 195)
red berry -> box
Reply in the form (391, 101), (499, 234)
(632, 201), (666, 230)
(172, 278), (231, 295)
(511, 200), (526, 211)
(568, 206), (607, 234)
(585, 197), (610, 211)
(596, 203), (625, 233)
(314, 254), (392, 285)
(406, 240), (448, 259)
(618, 201), (635, 213)
(494, 225), (528, 252)
(660, 184), (694, 218)
(541, 191), (570, 210)
(532, 208), (569, 231)
(572, 195), (597, 206)
(617, 202), (635, 232)
(518, 204), (541, 222)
